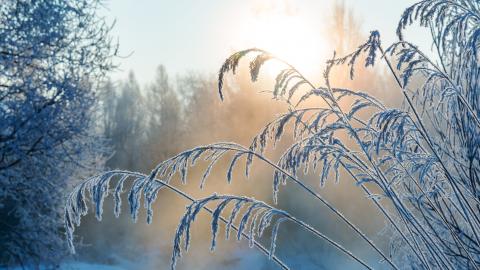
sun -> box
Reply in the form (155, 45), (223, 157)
(236, 3), (326, 79)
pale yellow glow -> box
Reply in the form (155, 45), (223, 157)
(236, 2), (326, 79)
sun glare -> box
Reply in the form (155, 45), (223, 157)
(237, 3), (326, 79)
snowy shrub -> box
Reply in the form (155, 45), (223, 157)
(65, 0), (480, 269)
(0, 0), (116, 268)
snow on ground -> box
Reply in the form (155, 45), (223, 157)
(61, 262), (126, 270)
(0, 262), (126, 270)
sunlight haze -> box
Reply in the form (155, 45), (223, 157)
(105, 0), (419, 84)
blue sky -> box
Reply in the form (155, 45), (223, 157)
(103, 0), (420, 84)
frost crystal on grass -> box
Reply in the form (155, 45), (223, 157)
(66, 1), (480, 269)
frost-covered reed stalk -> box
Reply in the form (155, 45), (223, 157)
(65, 0), (480, 269)
(64, 169), (371, 270)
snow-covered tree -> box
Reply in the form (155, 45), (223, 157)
(144, 66), (183, 163)
(0, 0), (116, 267)
(101, 71), (145, 171)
